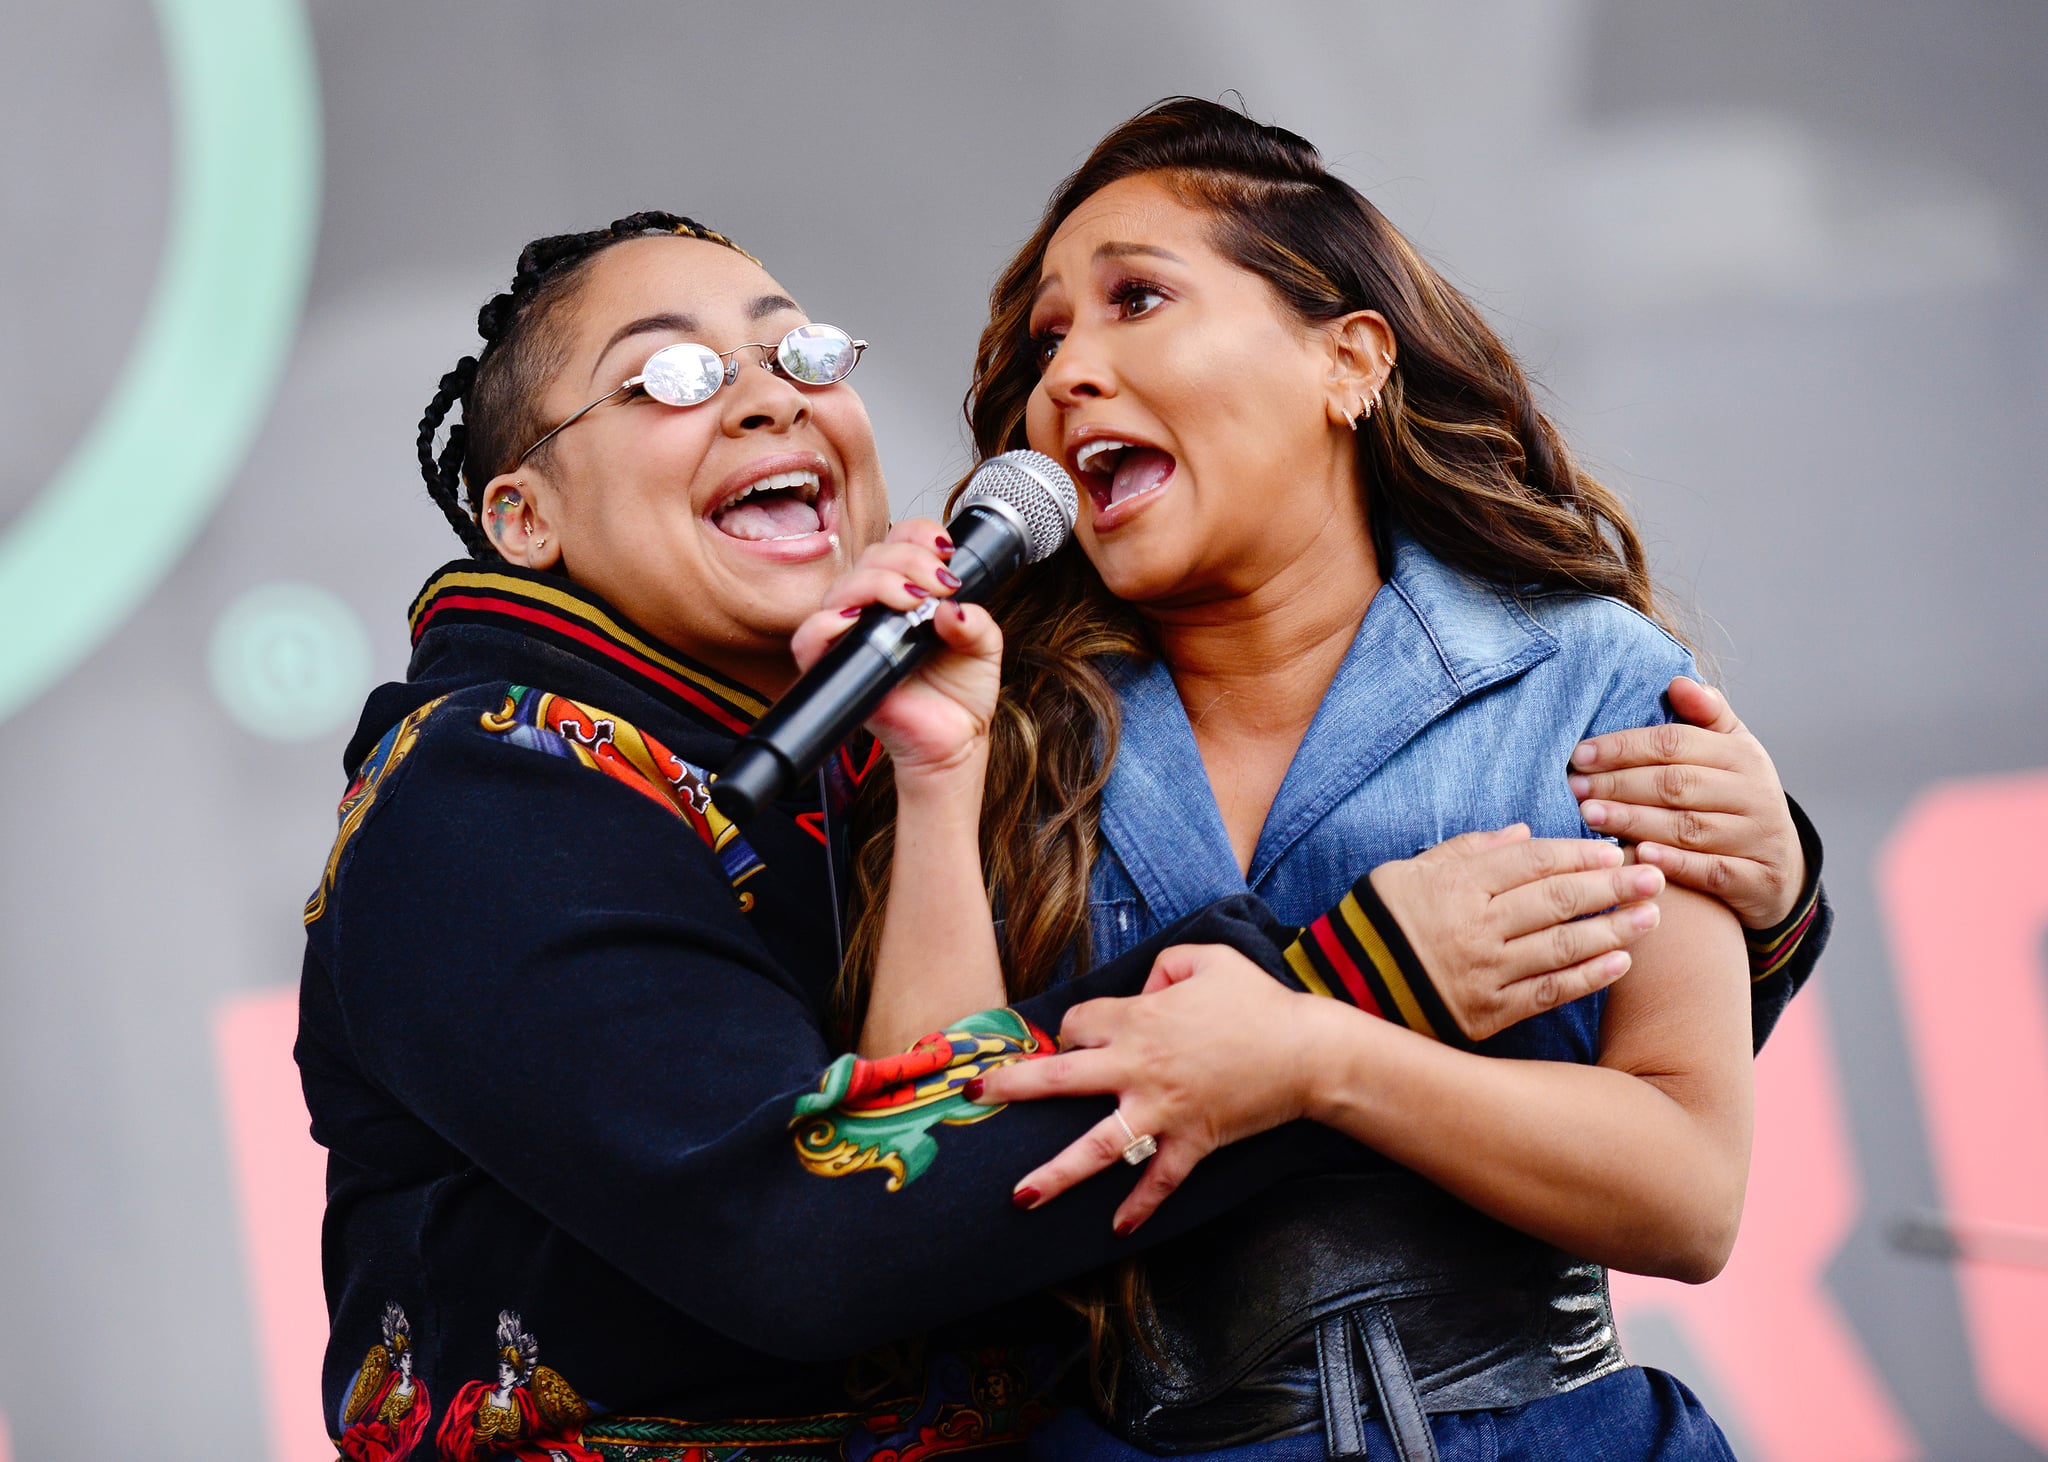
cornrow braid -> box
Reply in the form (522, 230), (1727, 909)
(418, 356), (489, 557)
(415, 211), (754, 558)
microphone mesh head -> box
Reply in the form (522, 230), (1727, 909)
(957, 449), (1079, 563)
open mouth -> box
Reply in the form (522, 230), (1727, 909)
(1073, 436), (1176, 516)
(710, 466), (832, 542)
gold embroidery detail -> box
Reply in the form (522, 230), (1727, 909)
(341, 1344), (390, 1427)
(304, 697), (448, 925)
(474, 1398), (523, 1443)
(533, 1365), (591, 1430)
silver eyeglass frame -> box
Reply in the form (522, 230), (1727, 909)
(513, 326), (869, 466)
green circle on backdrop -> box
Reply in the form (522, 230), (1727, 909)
(0, 0), (320, 725)
(209, 582), (373, 742)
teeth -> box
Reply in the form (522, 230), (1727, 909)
(1075, 439), (1142, 475)
(724, 469), (821, 509)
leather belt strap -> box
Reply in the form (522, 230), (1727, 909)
(1315, 1312), (1369, 1457)
(1357, 1303), (1440, 1462)
(1315, 1302), (1442, 1462)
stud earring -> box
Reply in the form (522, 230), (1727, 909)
(533, 536), (548, 553)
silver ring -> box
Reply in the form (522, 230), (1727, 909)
(1112, 1107), (1157, 1166)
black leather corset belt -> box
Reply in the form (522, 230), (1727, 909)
(1110, 1171), (1629, 1462)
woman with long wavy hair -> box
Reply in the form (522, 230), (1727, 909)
(846, 99), (1831, 1459)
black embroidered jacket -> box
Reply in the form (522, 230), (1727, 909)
(296, 563), (1351, 1460)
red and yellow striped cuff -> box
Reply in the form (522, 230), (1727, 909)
(1745, 794), (1826, 984)
(1280, 874), (1475, 1050)
(1746, 877), (1821, 982)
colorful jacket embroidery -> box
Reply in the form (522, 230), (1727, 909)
(480, 684), (766, 907)
(791, 1010), (1059, 1192)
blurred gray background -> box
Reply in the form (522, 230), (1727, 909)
(2, 2), (2043, 1458)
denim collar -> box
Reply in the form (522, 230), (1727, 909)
(1099, 531), (1560, 920)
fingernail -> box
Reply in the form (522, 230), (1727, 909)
(1113, 1217), (1136, 1238)
(952, 602), (967, 621)
(1012, 1186), (1041, 1211)
(841, 606), (863, 618)
(1604, 952), (1632, 978)
(963, 1077), (984, 1101)
(936, 534), (954, 556)
(1581, 801), (1607, 827)
(936, 567), (962, 590)
(1628, 868), (1661, 896)
(1631, 903), (1661, 930)
(1568, 775), (1591, 798)
(1637, 843), (1665, 864)
(904, 582), (928, 599)
(1598, 843), (1624, 866)
(1572, 742), (1598, 768)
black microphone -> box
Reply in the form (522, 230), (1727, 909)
(711, 449), (1078, 823)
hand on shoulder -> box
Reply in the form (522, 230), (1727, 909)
(1567, 677), (1805, 928)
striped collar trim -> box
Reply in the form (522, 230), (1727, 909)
(408, 565), (770, 732)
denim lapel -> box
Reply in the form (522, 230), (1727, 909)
(1247, 533), (1561, 886)
(1098, 654), (1251, 927)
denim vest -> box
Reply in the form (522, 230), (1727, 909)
(1086, 531), (1696, 1064)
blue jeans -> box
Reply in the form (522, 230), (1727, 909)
(1025, 1366), (1736, 1461)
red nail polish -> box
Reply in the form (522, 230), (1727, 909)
(952, 603), (967, 621)
(1012, 1186), (1040, 1210)
(905, 582), (928, 599)
(936, 535), (954, 556)
(840, 606), (862, 618)
(1113, 1217), (1136, 1238)
(936, 567), (962, 590)
(962, 1077), (984, 1100)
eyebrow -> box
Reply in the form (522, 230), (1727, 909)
(591, 295), (805, 380)
(1032, 242), (1187, 306)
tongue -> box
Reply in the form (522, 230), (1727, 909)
(1110, 448), (1174, 505)
(717, 492), (822, 541)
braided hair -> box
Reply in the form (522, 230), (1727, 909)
(416, 211), (756, 559)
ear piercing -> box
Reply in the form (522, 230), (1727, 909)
(1346, 385), (1388, 429)
(488, 490), (524, 536)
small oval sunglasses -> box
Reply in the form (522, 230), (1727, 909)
(516, 324), (868, 465)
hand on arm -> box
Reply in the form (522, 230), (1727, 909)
(790, 518), (1008, 1055)
(1363, 826), (1664, 1042)
(976, 889), (1754, 1282)
(1569, 676), (1804, 928)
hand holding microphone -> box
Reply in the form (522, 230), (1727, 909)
(713, 450), (1078, 822)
